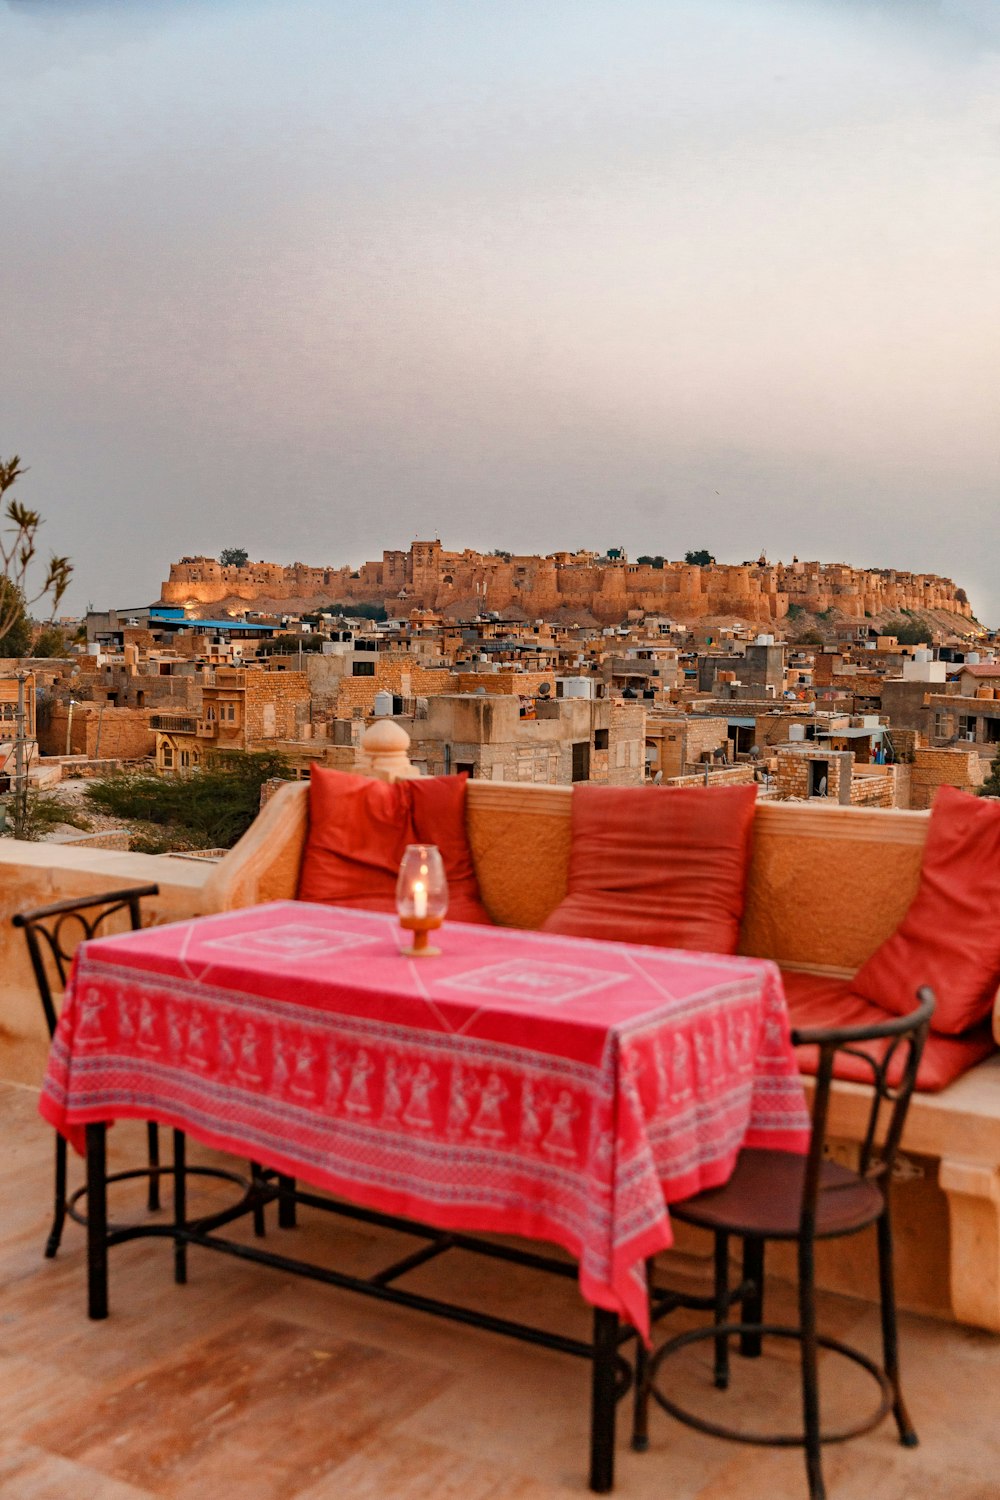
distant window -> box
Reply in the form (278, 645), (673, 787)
(593, 728), (609, 750)
(456, 762), (475, 778)
(572, 742), (590, 782)
(958, 715), (977, 741)
(161, 744), (173, 769)
(352, 661), (376, 677)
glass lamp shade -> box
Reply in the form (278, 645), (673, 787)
(396, 844), (449, 924)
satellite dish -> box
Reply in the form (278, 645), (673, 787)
(817, 776), (828, 796)
(749, 744), (760, 758)
(537, 682), (552, 697)
(652, 770), (663, 785)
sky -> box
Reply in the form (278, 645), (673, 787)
(1, 0), (998, 622)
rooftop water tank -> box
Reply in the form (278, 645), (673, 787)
(967, 652), (981, 665)
(373, 691), (393, 717)
(789, 724), (806, 741)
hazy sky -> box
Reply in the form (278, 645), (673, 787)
(2, 0), (998, 621)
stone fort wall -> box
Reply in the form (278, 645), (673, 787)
(161, 543), (973, 627)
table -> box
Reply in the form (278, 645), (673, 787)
(41, 901), (809, 1491)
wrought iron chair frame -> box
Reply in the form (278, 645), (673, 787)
(634, 986), (935, 1500)
(14, 884), (267, 1255)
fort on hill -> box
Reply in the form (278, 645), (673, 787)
(161, 542), (974, 628)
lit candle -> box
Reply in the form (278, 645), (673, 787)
(412, 880), (428, 920)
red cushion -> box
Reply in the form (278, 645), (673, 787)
(540, 783), (757, 954)
(782, 971), (995, 1094)
(851, 786), (1000, 1035)
(297, 768), (492, 925)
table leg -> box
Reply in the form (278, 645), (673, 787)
(277, 1175), (298, 1230)
(85, 1123), (108, 1320)
(590, 1308), (619, 1493)
(173, 1128), (187, 1286)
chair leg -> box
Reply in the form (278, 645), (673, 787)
(798, 1238), (826, 1500)
(740, 1235), (765, 1358)
(714, 1232), (730, 1390)
(46, 1133), (68, 1259)
(631, 1258), (655, 1452)
(277, 1174), (298, 1230)
(249, 1161), (267, 1237)
(173, 1129), (188, 1286)
(146, 1122), (161, 1212)
(877, 1209), (918, 1447)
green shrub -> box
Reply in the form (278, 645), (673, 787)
(85, 750), (294, 851)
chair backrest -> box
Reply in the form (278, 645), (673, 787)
(791, 987), (935, 1238)
(13, 885), (160, 1038)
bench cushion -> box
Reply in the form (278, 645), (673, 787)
(782, 970), (995, 1094)
(850, 786), (1000, 1036)
(540, 783), (757, 954)
(297, 767), (492, 924)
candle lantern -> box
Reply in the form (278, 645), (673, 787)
(396, 844), (448, 956)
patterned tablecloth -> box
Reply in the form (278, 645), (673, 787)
(40, 901), (810, 1337)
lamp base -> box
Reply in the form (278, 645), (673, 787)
(399, 916), (443, 957)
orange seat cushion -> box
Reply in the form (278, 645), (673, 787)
(297, 768), (492, 925)
(851, 786), (1000, 1036)
(540, 783), (757, 954)
(781, 971), (995, 1094)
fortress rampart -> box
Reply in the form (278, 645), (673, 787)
(161, 544), (974, 626)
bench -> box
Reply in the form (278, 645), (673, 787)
(200, 780), (1000, 1335)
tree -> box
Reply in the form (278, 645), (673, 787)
(0, 455), (72, 840)
(0, 581), (32, 656)
(31, 625), (68, 658)
(0, 457), (71, 642)
(685, 549), (715, 566)
(220, 547), (249, 568)
(883, 617), (930, 647)
(980, 748), (1000, 799)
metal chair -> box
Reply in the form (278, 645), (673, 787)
(633, 987), (935, 1500)
(15, 885), (165, 1256)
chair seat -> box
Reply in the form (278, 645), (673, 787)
(671, 1147), (884, 1240)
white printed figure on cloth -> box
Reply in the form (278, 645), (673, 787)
(446, 1063), (476, 1139)
(117, 993), (136, 1042)
(403, 1060), (437, 1129)
(137, 996), (160, 1052)
(542, 1089), (579, 1161)
(272, 1033), (290, 1092)
(671, 1032), (692, 1103)
(290, 1037), (319, 1101)
(344, 1049), (375, 1116)
(324, 1050), (345, 1110)
(167, 1006), (186, 1060)
(187, 1009), (209, 1068)
(381, 1056), (407, 1123)
(519, 1078), (545, 1150)
(237, 1022), (262, 1083)
(470, 1071), (508, 1144)
(217, 1016), (236, 1073)
(653, 1038), (670, 1112)
(77, 988), (108, 1046)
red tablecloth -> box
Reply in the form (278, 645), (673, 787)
(40, 902), (809, 1337)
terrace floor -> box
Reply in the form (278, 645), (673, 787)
(1, 1079), (997, 1500)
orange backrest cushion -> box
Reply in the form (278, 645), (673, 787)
(297, 767), (492, 925)
(540, 783), (757, 953)
(851, 785), (1000, 1035)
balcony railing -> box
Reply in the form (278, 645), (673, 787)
(149, 714), (198, 734)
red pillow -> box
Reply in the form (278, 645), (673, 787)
(852, 785), (1000, 1035)
(297, 767), (492, 925)
(540, 783), (757, 953)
